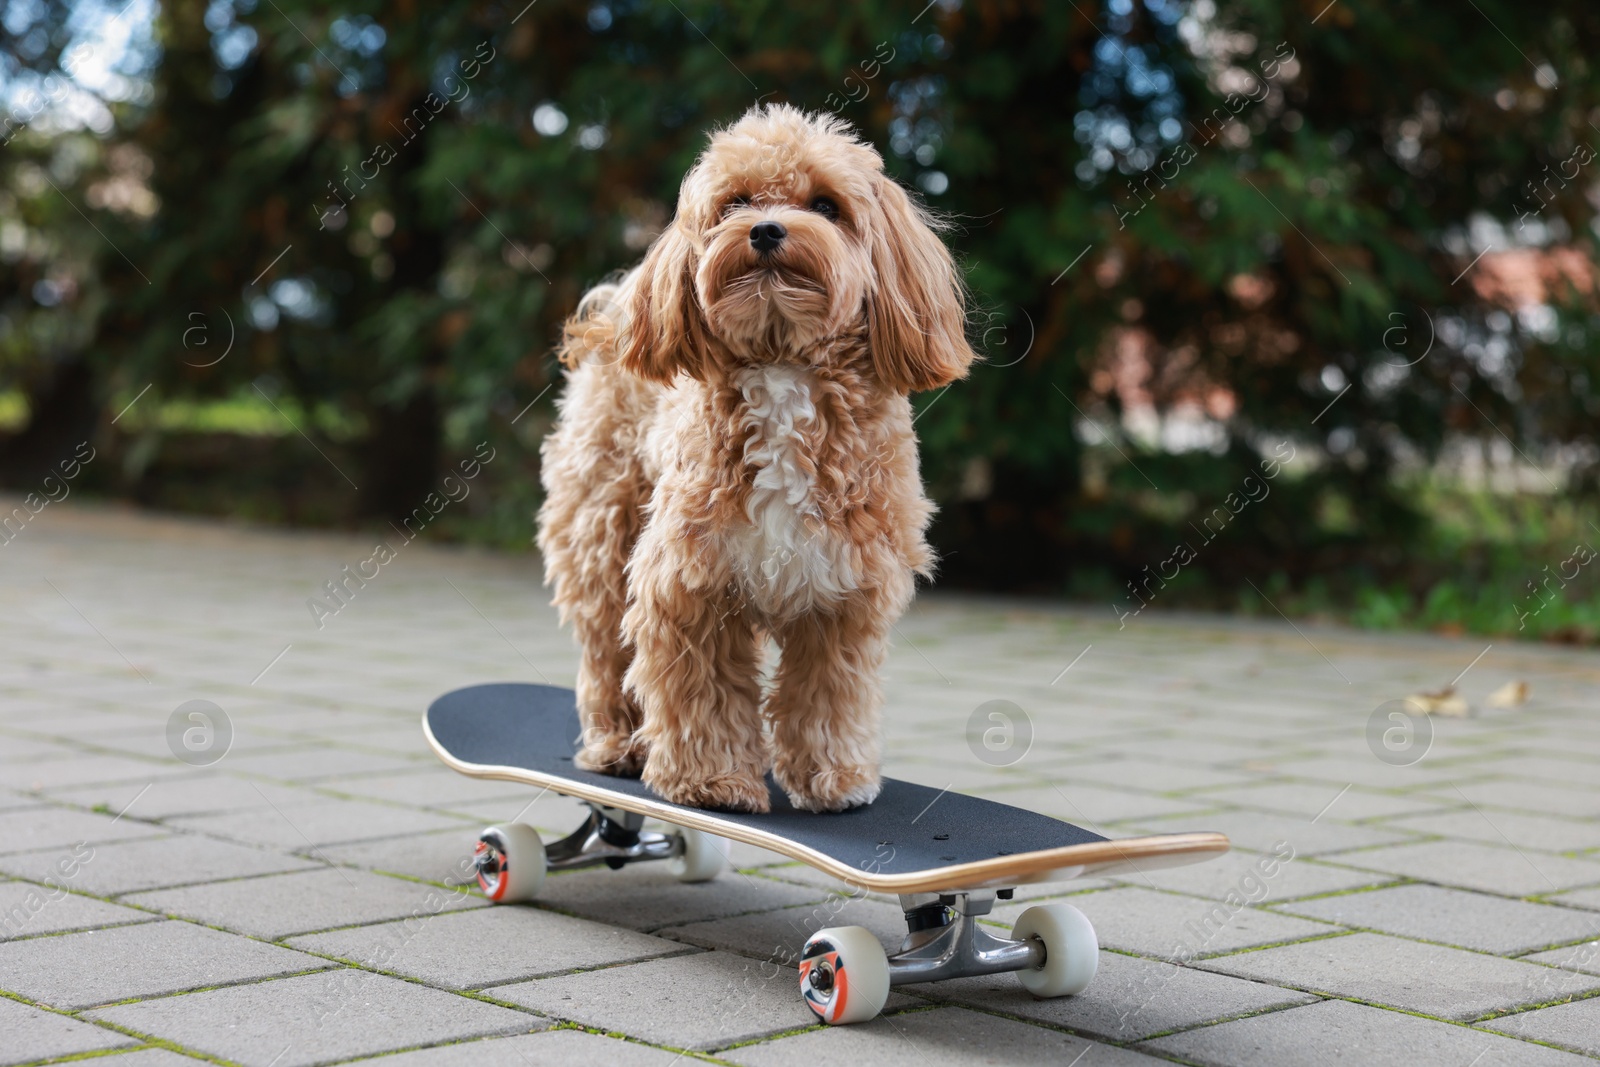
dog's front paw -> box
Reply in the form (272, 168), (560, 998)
(777, 761), (881, 813)
(575, 736), (647, 778)
(644, 761), (771, 813)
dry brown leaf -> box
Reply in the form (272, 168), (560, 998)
(1485, 680), (1529, 709)
(1407, 685), (1471, 717)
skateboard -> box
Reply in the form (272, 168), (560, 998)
(424, 682), (1230, 1025)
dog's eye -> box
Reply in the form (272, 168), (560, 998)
(723, 195), (750, 217)
(809, 196), (840, 221)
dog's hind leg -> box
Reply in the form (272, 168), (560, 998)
(537, 364), (652, 776)
(558, 496), (649, 776)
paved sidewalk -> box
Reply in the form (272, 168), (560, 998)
(1, 499), (1598, 1066)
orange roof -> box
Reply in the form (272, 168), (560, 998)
(1468, 247), (1595, 308)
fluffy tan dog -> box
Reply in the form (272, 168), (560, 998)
(537, 104), (974, 813)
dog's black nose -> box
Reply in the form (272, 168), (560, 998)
(749, 221), (786, 253)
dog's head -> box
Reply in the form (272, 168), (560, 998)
(621, 104), (975, 392)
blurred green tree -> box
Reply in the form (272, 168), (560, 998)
(2, 0), (1597, 613)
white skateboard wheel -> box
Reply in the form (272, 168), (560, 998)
(799, 926), (890, 1025)
(666, 827), (727, 883)
(474, 824), (546, 903)
(1013, 902), (1098, 997)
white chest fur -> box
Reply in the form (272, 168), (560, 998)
(727, 365), (858, 614)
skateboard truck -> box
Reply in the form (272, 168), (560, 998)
(545, 806), (679, 872)
(472, 803), (726, 903)
(799, 889), (1100, 1025)
(886, 891), (1045, 985)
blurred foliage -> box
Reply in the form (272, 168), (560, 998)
(2, 0), (1599, 640)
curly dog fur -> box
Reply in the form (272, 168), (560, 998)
(537, 104), (974, 813)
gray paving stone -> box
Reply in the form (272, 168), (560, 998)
(1481, 996), (1600, 1056)
(287, 904), (686, 988)
(1133, 809), (1419, 857)
(0, 880), (155, 940)
(1005, 877), (1125, 902)
(1263, 754), (1487, 791)
(93, 1051), (214, 1067)
(1277, 884), (1600, 954)
(1382, 808), (1600, 855)
(533, 867), (828, 932)
(218, 747), (430, 782)
(78, 724), (305, 762)
(1471, 755), (1600, 789)
(12, 754), (201, 792)
(741, 859), (894, 899)
(314, 827), (480, 886)
(1197, 932), (1600, 1021)
(1129, 851), (1393, 903)
(1518, 732), (1600, 759)
(86, 970), (540, 1067)
(167, 798), (471, 851)
(5, 748), (178, 790)
(0, 919), (330, 1009)
(1096, 734), (1280, 767)
(1339, 840), (1600, 896)
(0, 790), (47, 814)
(1428, 779), (1600, 819)
(724, 1004), (1166, 1066)
(1144, 998), (1595, 1066)
(1522, 940), (1600, 976)
(0, 735), (80, 763)
(0, 995), (138, 1065)
(907, 948), (1318, 1042)
(486, 950), (816, 1050)
(4, 685), (154, 716)
(291, 721), (444, 756)
(226, 706), (410, 734)
(723, 838), (794, 869)
(1059, 755), (1262, 794)
(50, 775), (325, 820)
(1549, 887), (1600, 912)
(0, 833), (320, 895)
(417, 796), (611, 836)
(657, 893), (906, 965)
(341, 1031), (687, 1067)
(0, 805), (165, 855)
(124, 867), (483, 940)
(1193, 782), (1454, 822)
(312, 769), (542, 812)
(992, 886), (1340, 960)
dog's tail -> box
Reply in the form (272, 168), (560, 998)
(556, 269), (638, 369)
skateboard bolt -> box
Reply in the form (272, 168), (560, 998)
(808, 963), (835, 993)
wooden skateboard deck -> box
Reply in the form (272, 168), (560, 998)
(424, 683), (1229, 894)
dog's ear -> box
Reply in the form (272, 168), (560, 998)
(621, 222), (710, 383)
(867, 175), (976, 393)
